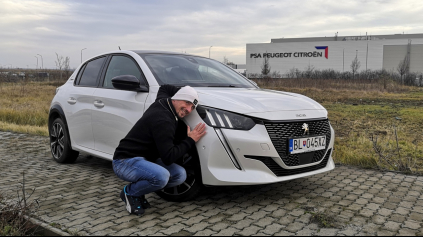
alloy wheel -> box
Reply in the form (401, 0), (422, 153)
(161, 155), (197, 196)
(51, 122), (65, 159)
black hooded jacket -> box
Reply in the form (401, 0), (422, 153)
(113, 85), (195, 165)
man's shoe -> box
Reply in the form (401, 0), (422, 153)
(141, 195), (151, 209)
(120, 187), (145, 216)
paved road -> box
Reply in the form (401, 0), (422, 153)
(1, 131), (423, 236)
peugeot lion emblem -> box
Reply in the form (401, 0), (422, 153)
(302, 123), (309, 135)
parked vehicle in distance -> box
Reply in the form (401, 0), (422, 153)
(49, 50), (335, 201)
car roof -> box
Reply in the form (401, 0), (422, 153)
(129, 50), (206, 58)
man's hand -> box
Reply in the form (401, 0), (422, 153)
(187, 123), (207, 142)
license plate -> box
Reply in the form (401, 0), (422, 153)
(288, 136), (326, 154)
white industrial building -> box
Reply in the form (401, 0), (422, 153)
(246, 34), (423, 76)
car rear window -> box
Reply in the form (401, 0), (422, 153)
(78, 57), (106, 87)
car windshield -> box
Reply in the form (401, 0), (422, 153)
(139, 54), (255, 88)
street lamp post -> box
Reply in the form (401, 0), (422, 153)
(37, 54), (43, 69)
(81, 48), (87, 63)
(34, 56), (38, 69)
(209, 46), (213, 58)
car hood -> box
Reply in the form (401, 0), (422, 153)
(196, 88), (327, 119)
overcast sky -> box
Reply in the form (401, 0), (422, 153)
(1, 0), (423, 69)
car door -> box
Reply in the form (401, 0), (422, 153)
(66, 56), (107, 150)
(91, 54), (149, 155)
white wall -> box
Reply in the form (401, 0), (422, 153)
(246, 39), (423, 75)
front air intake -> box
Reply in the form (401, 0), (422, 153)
(245, 149), (332, 177)
(264, 119), (331, 166)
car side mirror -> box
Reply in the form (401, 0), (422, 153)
(111, 75), (149, 92)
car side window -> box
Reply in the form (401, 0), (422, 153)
(78, 57), (106, 87)
(103, 55), (145, 89)
(74, 64), (87, 85)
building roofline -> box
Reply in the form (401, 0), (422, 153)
(271, 33), (423, 43)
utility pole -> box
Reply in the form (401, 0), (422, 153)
(366, 42), (368, 71)
(37, 54), (43, 69)
(209, 46), (213, 58)
(343, 49), (345, 72)
(81, 48), (87, 63)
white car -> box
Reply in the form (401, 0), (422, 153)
(49, 50), (335, 201)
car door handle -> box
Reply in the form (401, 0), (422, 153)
(67, 97), (77, 105)
(94, 100), (105, 108)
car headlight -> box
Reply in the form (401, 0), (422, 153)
(197, 106), (256, 130)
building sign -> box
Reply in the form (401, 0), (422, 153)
(250, 46), (329, 59)
(315, 46), (328, 59)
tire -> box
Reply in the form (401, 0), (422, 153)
(49, 117), (79, 163)
(155, 151), (204, 202)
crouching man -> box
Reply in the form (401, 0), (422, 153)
(113, 85), (206, 215)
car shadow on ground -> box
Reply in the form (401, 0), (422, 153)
(72, 154), (307, 203)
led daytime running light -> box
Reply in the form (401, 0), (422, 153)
(199, 107), (256, 130)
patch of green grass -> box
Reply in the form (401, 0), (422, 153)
(263, 84), (423, 172)
(49, 223), (62, 229)
(307, 211), (338, 228)
(325, 103), (423, 171)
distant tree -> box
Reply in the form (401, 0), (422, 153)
(288, 67), (297, 78)
(223, 56), (229, 65)
(223, 56), (235, 66)
(55, 53), (70, 81)
(397, 55), (410, 84)
(261, 56), (271, 78)
(304, 65), (315, 79)
(64, 57), (71, 79)
(351, 57), (361, 79)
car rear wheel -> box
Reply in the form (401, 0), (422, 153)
(50, 118), (79, 163)
(155, 153), (203, 202)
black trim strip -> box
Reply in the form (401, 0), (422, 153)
(244, 149), (332, 177)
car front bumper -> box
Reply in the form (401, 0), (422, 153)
(191, 119), (335, 186)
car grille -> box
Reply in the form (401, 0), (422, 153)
(264, 119), (331, 166)
(245, 149), (332, 177)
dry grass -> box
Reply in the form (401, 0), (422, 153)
(0, 173), (41, 236)
(257, 78), (423, 172)
(0, 82), (55, 136)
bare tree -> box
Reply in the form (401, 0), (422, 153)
(64, 57), (71, 79)
(287, 67), (297, 78)
(55, 53), (70, 82)
(223, 56), (235, 66)
(223, 56), (229, 65)
(304, 64), (315, 79)
(397, 55), (410, 84)
(261, 56), (271, 78)
(351, 57), (361, 79)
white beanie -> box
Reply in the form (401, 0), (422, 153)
(171, 86), (199, 107)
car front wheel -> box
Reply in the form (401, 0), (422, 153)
(155, 153), (203, 202)
(49, 118), (79, 163)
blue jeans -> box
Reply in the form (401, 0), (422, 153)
(113, 157), (187, 197)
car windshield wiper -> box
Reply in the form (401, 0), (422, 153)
(208, 85), (236, 87)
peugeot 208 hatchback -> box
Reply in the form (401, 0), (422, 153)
(49, 50), (335, 201)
